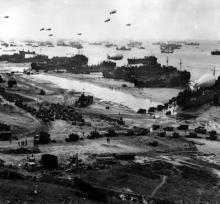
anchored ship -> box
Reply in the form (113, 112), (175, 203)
(184, 42), (200, 46)
(211, 50), (220, 55)
(116, 46), (131, 51)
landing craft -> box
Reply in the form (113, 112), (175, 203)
(48, 34), (53, 37)
(104, 18), (110, 23)
(40, 28), (45, 31)
(126, 23), (131, 26)
(77, 33), (82, 36)
(46, 28), (52, 31)
(110, 9), (116, 15)
(4, 16), (9, 18)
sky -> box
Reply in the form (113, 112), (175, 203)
(1, 0), (220, 41)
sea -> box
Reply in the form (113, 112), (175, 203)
(1, 40), (220, 111)
(1, 40), (220, 79)
(1, 40), (220, 159)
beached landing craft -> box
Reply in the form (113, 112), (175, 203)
(176, 73), (220, 109)
(103, 56), (190, 87)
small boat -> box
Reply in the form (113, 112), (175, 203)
(107, 54), (123, 60)
(184, 42), (200, 46)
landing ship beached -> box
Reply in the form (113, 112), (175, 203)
(0, 51), (48, 63)
(103, 56), (190, 88)
(175, 73), (220, 109)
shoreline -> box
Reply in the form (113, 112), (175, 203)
(46, 72), (182, 104)
(0, 72), (220, 203)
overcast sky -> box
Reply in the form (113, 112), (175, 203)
(1, 0), (220, 41)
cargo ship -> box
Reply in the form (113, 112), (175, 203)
(127, 41), (142, 48)
(152, 42), (164, 45)
(89, 42), (103, 46)
(105, 43), (116, 48)
(184, 42), (200, 46)
(116, 46), (131, 51)
(31, 54), (88, 71)
(211, 50), (220, 55)
(69, 41), (83, 49)
(127, 56), (155, 64)
(103, 56), (190, 88)
(57, 40), (68, 46)
(160, 45), (174, 53)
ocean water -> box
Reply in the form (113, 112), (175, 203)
(2, 40), (220, 77)
(1, 40), (220, 80)
(1, 40), (220, 111)
(33, 73), (160, 111)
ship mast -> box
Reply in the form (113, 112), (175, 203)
(212, 66), (216, 76)
(166, 56), (169, 67)
(179, 59), (182, 71)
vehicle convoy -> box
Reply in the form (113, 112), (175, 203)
(103, 56), (190, 88)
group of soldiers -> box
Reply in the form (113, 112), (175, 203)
(18, 139), (28, 147)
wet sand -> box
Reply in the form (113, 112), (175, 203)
(51, 72), (181, 104)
